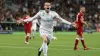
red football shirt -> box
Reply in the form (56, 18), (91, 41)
(75, 12), (84, 36)
(75, 12), (84, 29)
(23, 15), (32, 33)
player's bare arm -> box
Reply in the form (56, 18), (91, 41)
(71, 22), (77, 28)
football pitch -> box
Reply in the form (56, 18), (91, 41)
(0, 32), (100, 56)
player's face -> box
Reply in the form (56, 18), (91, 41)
(81, 7), (86, 13)
(44, 3), (51, 12)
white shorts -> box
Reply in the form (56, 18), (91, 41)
(39, 29), (53, 41)
(31, 23), (37, 31)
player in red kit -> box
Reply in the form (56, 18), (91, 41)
(74, 6), (89, 50)
(23, 12), (32, 44)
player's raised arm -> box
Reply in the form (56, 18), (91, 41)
(54, 12), (71, 25)
(24, 12), (40, 22)
(16, 11), (40, 24)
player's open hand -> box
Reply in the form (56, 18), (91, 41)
(85, 23), (89, 28)
(71, 22), (77, 28)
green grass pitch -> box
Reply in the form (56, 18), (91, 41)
(0, 32), (100, 56)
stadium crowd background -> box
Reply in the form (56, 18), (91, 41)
(0, 0), (100, 32)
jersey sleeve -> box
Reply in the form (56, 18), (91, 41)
(24, 11), (40, 22)
(54, 12), (71, 25)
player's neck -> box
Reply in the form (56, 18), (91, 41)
(45, 10), (50, 13)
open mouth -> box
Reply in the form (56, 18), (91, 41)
(47, 8), (49, 9)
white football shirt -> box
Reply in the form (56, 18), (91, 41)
(24, 10), (71, 32)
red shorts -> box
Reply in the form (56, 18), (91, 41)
(76, 27), (83, 37)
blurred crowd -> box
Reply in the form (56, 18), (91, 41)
(0, 0), (100, 30)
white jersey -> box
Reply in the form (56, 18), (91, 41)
(24, 10), (71, 32)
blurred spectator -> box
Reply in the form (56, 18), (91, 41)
(3, 10), (15, 22)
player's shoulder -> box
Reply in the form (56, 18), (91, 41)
(39, 10), (46, 13)
(50, 11), (58, 15)
(77, 12), (81, 15)
(39, 10), (45, 12)
(77, 12), (83, 16)
(38, 10), (45, 14)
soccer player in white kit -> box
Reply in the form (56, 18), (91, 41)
(17, 2), (75, 56)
